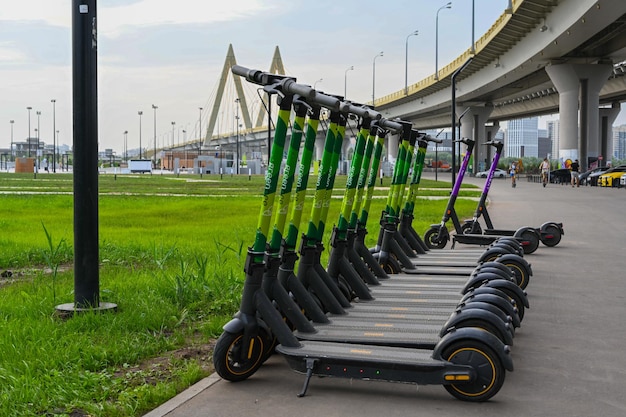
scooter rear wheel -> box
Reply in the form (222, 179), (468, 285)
(518, 230), (539, 255)
(213, 330), (266, 382)
(540, 225), (562, 247)
(441, 339), (506, 402)
(424, 227), (448, 249)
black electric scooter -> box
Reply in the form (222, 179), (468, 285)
(217, 65), (514, 403)
(460, 140), (564, 254)
(424, 138), (541, 255)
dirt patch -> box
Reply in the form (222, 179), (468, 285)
(112, 338), (217, 386)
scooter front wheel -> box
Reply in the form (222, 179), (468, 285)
(441, 339), (506, 402)
(424, 227), (448, 249)
(381, 255), (402, 274)
(213, 330), (266, 382)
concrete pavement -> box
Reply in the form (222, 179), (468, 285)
(144, 175), (626, 417)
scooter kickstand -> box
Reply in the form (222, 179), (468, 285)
(297, 358), (317, 397)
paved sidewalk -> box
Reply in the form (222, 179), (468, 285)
(144, 176), (626, 417)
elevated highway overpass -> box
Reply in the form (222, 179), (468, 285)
(376, 0), (626, 168)
(203, 0), (626, 173)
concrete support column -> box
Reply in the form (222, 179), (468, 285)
(599, 103), (621, 165)
(314, 135), (325, 163)
(545, 64), (580, 162)
(457, 105), (493, 173)
(386, 133), (400, 163)
(545, 63), (613, 169)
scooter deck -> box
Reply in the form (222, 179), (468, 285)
(368, 288), (464, 299)
(291, 327), (441, 348)
(410, 258), (480, 267)
(402, 266), (477, 275)
(279, 340), (437, 361)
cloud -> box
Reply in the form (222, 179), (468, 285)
(0, 0), (273, 35)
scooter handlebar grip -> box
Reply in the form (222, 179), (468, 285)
(312, 91), (341, 110)
(425, 135), (443, 144)
(379, 119), (403, 132)
(280, 79), (313, 99)
(339, 103), (382, 120)
(231, 65), (260, 82)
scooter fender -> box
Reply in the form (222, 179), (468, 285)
(473, 261), (516, 279)
(462, 271), (511, 294)
(446, 302), (515, 345)
(222, 311), (267, 336)
(471, 266), (515, 282)
(477, 246), (511, 263)
(461, 294), (520, 328)
(433, 327), (514, 372)
(496, 253), (533, 277)
(485, 279), (529, 308)
(540, 221), (564, 235)
(440, 308), (513, 345)
(513, 226), (540, 240)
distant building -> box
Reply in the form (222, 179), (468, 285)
(506, 117), (539, 158)
(547, 120), (560, 159)
(613, 125), (626, 160)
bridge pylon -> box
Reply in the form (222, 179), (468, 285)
(204, 44), (286, 147)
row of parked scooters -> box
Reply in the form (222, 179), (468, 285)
(212, 65), (563, 401)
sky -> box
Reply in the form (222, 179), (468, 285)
(1, 0), (625, 156)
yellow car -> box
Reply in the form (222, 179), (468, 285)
(597, 165), (626, 187)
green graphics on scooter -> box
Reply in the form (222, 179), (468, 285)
(398, 133), (443, 254)
(216, 65), (517, 403)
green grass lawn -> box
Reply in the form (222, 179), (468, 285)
(0, 172), (479, 416)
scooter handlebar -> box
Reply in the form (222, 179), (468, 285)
(424, 134), (443, 144)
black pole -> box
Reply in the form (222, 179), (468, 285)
(267, 93), (272, 164)
(450, 56), (473, 186)
(70, 0), (101, 309)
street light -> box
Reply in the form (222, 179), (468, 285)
(123, 130), (128, 162)
(171, 121), (175, 150)
(435, 2), (452, 81)
(372, 51), (383, 106)
(405, 30), (419, 95)
(344, 65), (354, 98)
(152, 104), (158, 168)
(138, 111), (143, 159)
(198, 107), (203, 155)
(235, 98), (240, 175)
(314, 78), (323, 89)
(34, 128), (38, 170)
(10, 120), (14, 160)
(26, 107), (32, 157)
(36, 110), (41, 170)
(51, 99), (56, 172)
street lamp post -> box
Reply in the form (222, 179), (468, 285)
(152, 104), (157, 168)
(344, 65), (354, 98)
(27, 107), (32, 157)
(10, 120), (14, 160)
(123, 130), (128, 162)
(314, 78), (323, 89)
(405, 30), (419, 95)
(372, 51), (383, 106)
(171, 121), (175, 148)
(36, 110), (41, 170)
(51, 99), (56, 172)
(198, 107), (203, 155)
(138, 110), (143, 159)
(235, 98), (240, 175)
(435, 2), (452, 81)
